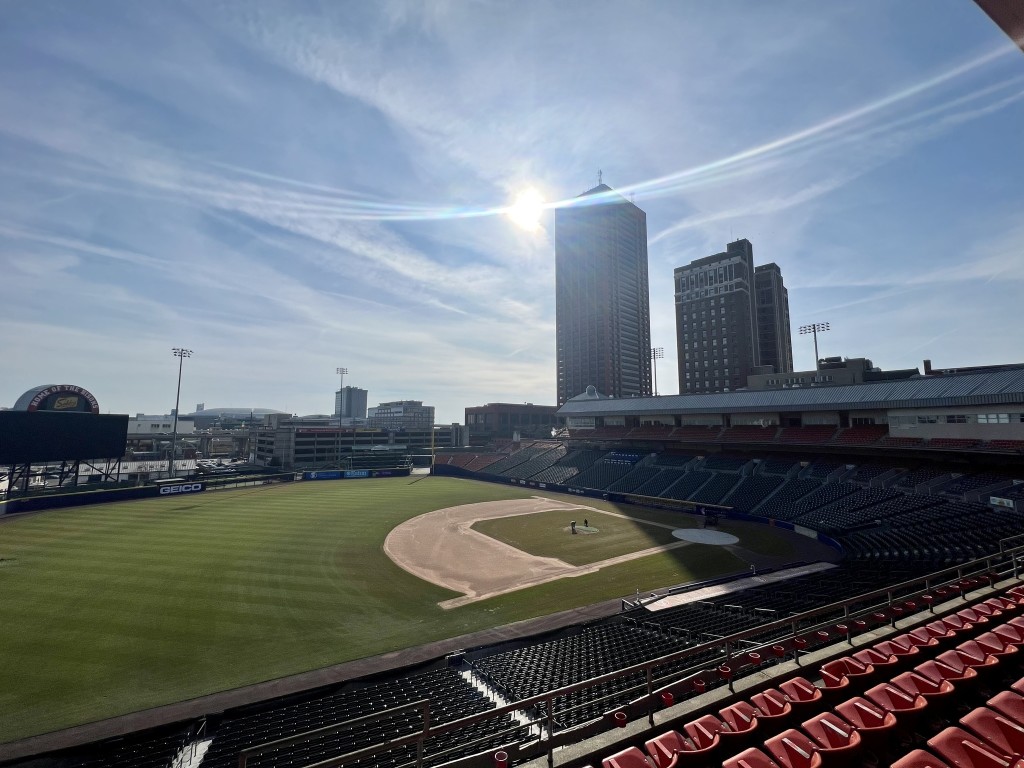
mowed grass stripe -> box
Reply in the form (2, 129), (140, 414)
(0, 477), (755, 744)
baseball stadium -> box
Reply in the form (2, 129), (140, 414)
(3, 369), (1024, 768)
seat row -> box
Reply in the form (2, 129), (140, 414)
(592, 589), (1024, 768)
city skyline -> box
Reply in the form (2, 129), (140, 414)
(1, 3), (1023, 423)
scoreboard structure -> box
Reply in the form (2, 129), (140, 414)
(2, 385), (128, 498)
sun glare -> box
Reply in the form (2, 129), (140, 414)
(507, 188), (545, 231)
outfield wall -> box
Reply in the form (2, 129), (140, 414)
(0, 474), (295, 516)
(432, 464), (844, 554)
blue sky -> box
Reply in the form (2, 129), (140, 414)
(1, 1), (1022, 423)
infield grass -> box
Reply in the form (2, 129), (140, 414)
(471, 509), (681, 565)
(0, 476), (767, 743)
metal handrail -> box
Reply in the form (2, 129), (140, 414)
(271, 544), (1024, 768)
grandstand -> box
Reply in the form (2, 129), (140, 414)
(6, 367), (1024, 768)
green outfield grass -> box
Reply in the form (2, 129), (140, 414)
(471, 509), (682, 565)
(0, 477), (769, 744)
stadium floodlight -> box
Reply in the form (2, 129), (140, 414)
(336, 367), (348, 468)
(798, 322), (830, 369)
(169, 348), (193, 478)
(650, 347), (664, 396)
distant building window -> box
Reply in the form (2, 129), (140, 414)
(916, 415), (939, 424)
(945, 415), (968, 424)
(978, 413), (1011, 424)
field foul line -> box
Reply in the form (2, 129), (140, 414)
(438, 538), (692, 610)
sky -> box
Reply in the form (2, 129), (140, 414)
(1, 1), (1022, 424)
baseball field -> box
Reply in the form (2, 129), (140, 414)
(0, 475), (813, 744)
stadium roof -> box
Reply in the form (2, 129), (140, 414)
(556, 367), (1024, 417)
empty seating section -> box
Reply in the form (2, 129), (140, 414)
(785, 482), (860, 521)
(777, 426), (838, 444)
(569, 460), (638, 489)
(760, 458), (797, 476)
(635, 469), (688, 497)
(844, 502), (1023, 564)
(672, 425), (723, 441)
(928, 437), (981, 449)
(499, 444), (567, 480)
(791, 487), (904, 533)
(938, 473), (1012, 496)
(690, 473), (742, 505)
(755, 478), (822, 519)
(595, 588), (1024, 768)
(894, 468), (952, 491)
(997, 484), (1024, 500)
(989, 439), (1024, 452)
(201, 667), (524, 768)
(720, 425), (779, 442)
(628, 423), (674, 439)
(529, 449), (604, 484)
(663, 471), (714, 500)
(480, 443), (557, 475)
(848, 464), (891, 483)
(879, 435), (926, 448)
(832, 425), (888, 445)
(805, 461), (843, 479)
(471, 624), (689, 728)
(726, 475), (785, 512)
(61, 729), (189, 768)
(702, 455), (749, 472)
(652, 452), (694, 467)
(464, 454), (506, 472)
(607, 466), (664, 494)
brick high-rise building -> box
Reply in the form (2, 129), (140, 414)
(674, 239), (793, 394)
(555, 184), (652, 405)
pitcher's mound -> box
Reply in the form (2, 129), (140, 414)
(672, 529), (739, 545)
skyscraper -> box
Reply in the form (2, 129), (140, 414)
(335, 386), (368, 419)
(754, 263), (794, 376)
(674, 239), (793, 394)
(555, 184), (652, 405)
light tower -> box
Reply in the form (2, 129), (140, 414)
(335, 367), (348, 468)
(650, 347), (664, 396)
(799, 322), (830, 369)
(169, 347), (192, 477)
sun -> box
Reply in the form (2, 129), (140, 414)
(507, 188), (545, 231)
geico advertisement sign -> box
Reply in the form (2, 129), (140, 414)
(158, 483), (204, 495)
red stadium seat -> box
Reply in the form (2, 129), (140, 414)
(801, 711), (863, 765)
(644, 731), (695, 768)
(852, 646), (899, 672)
(751, 688), (793, 725)
(834, 696), (898, 751)
(891, 670), (957, 701)
(779, 677), (823, 715)
(889, 749), (952, 768)
(719, 701), (761, 748)
(603, 746), (654, 768)
(975, 631), (1020, 659)
(915, 658), (979, 688)
(865, 682), (928, 724)
(821, 656), (875, 684)
(988, 691), (1024, 726)
(683, 714), (723, 753)
(995, 623), (1024, 647)
(764, 729), (823, 768)
(960, 707), (1024, 758)
(927, 726), (1024, 768)
(722, 748), (783, 768)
